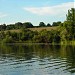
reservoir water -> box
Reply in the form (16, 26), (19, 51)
(0, 44), (75, 75)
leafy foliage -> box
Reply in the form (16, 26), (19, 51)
(0, 8), (75, 43)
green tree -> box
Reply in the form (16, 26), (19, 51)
(52, 22), (57, 26)
(15, 22), (23, 29)
(23, 22), (33, 28)
(0, 24), (6, 30)
(6, 24), (15, 30)
(39, 22), (46, 27)
(2, 24), (6, 30)
(47, 23), (51, 27)
(57, 21), (61, 26)
(64, 8), (75, 40)
(52, 21), (61, 26)
(66, 8), (75, 23)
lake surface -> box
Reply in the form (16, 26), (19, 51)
(0, 44), (75, 75)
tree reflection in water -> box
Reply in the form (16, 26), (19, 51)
(0, 44), (75, 75)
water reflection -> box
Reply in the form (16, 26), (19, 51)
(0, 44), (75, 75)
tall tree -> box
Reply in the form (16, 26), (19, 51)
(66, 8), (75, 23)
(64, 8), (75, 40)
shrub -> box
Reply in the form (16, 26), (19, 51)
(2, 35), (14, 43)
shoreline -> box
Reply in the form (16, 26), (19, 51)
(1, 41), (75, 46)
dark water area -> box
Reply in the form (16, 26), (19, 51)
(0, 44), (75, 75)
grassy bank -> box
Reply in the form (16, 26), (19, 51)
(0, 26), (58, 33)
(0, 26), (75, 45)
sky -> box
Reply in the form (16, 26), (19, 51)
(0, 0), (74, 25)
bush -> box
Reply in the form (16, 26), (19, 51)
(2, 35), (14, 43)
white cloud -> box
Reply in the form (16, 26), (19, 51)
(23, 2), (74, 16)
(0, 12), (7, 18)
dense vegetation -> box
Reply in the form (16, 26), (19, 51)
(0, 8), (75, 44)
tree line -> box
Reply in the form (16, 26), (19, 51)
(0, 21), (62, 31)
(0, 8), (75, 44)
